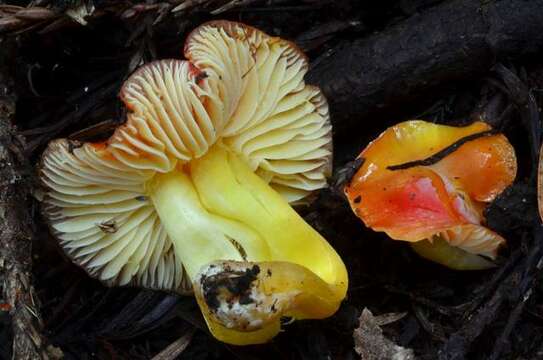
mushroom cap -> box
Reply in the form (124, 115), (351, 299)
(345, 120), (516, 259)
(39, 21), (332, 292)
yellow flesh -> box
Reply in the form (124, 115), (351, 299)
(191, 145), (346, 285)
(147, 144), (347, 344)
(411, 237), (496, 270)
(194, 261), (346, 345)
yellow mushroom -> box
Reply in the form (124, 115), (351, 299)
(38, 21), (347, 345)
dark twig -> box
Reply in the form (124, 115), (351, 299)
(151, 328), (195, 360)
(22, 71), (120, 131)
(24, 82), (119, 155)
(489, 289), (533, 360)
(331, 157), (364, 195)
(412, 305), (447, 341)
(387, 130), (497, 170)
(455, 248), (523, 319)
(384, 285), (455, 317)
(487, 226), (543, 360)
(0, 5), (58, 35)
(438, 283), (505, 360)
(98, 293), (181, 339)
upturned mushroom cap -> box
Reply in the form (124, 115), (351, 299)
(345, 120), (517, 268)
(186, 21), (332, 202)
(39, 21), (333, 293)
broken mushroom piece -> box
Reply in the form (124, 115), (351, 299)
(344, 120), (517, 270)
(39, 21), (347, 345)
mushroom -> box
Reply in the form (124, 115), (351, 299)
(344, 120), (517, 270)
(38, 21), (347, 345)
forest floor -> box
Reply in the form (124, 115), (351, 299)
(1, 1), (543, 359)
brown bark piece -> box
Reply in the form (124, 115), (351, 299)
(308, 0), (543, 135)
(0, 40), (51, 360)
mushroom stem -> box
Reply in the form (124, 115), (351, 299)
(146, 144), (347, 344)
(193, 260), (346, 345)
(147, 170), (271, 277)
(190, 145), (347, 286)
(411, 237), (496, 270)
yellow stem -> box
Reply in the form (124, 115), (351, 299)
(147, 143), (348, 345)
(190, 144), (347, 288)
(147, 170), (270, 278)
(411, 237), (496, 270)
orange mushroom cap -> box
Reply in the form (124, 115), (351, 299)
(345, 120), (517, 268)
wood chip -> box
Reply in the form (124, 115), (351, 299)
(354, 308), (415, 360)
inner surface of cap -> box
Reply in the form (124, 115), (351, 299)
(345, 120), (516, 264)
